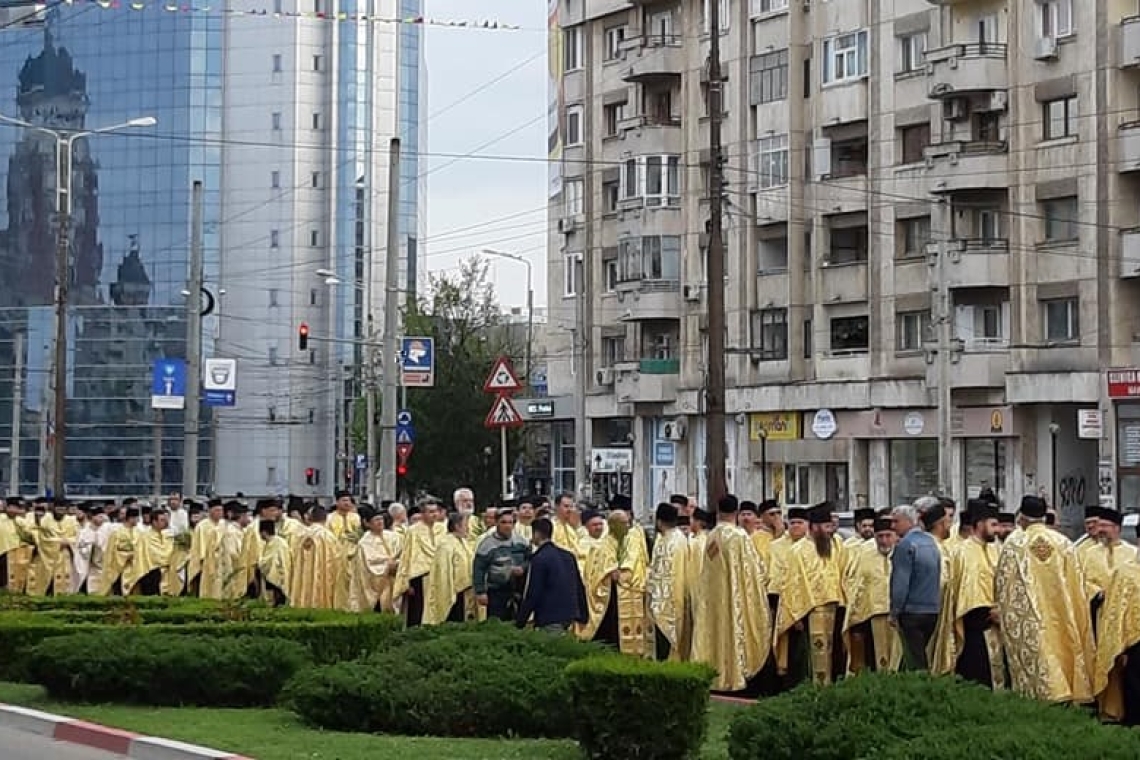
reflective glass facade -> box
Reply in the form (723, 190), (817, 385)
(398, 0), (423, 298)
(0, 7), (221, 495)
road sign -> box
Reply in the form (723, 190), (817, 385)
(396, 443), (413, 462)
(150, 359), (187, 410)
(204, 390), (236, 407)
(484, 357), (522, 394)
(396, 429), (414, 445)
(591, 447), (633, 473)
(401, 337), (435, 387)
(203, 357), (237, 407)
(396, 410), (412, 427)
(485, 395), (524, 429)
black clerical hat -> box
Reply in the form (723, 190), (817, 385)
(581, 509), (602, 525)
(655, 502), (679, 523)
(691, 508), (714, 526)
(968, 504), (999, 525)
(259, 519), (276, 535)
(786, 507), (808, 522)
(997, 512), (1016, 525)
(920, 503), (947, 529)
(807, 506), (831, 525)
(1019, 495), (1046, 519)
(853, 508), (876, 523)
(759, 499), (780, 514)
(1101, 509), (1124, 526)
(1084, 505), (1100, 521)
(609, 494), (632, 511)
(125, 507), (141, 519)
(738, 500), (758, 515)
(717, 494), (739, 514)
(873, 517), (894, 533)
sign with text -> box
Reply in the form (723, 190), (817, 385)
(749, 411), (801, 441)
(150, 359), (186, 410)
(1108, 369), (1140, 399)
(400, 337), (435, 387)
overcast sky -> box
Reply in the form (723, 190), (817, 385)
(422, 0), (549, 311)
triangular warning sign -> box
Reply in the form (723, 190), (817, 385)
(483, 357), (521, 393)
(484, 395), (524, 429)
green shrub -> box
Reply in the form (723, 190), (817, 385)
(0, 599), (402, 681)
(283, 621), (603, 738)
(25, 631), (310, 707)
(727, 673), (1106, 760)
(566, 655), (716, 760)
(877, 723), (1140, 760)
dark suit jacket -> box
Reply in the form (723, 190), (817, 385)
(516, 541), (588, 628)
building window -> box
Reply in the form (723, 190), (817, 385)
(270, 229), (280, 248)
(601, 335), (625, 366)
(564, 26), (584, 71)
(751, 308), (788, 360)
(271, 112), (282, 131)
(1039, 0), (1073, 39)
(1043, 297), (1079, 342)
(564, 253), (581, 297)
(803, 319), (812, 358)
(900, 217), (931, 257)
(270, 170), (280, 188)
(644, 155), (681, 206)
(272, 53), (282, 72)
(1042, 196), (1079, 241)
(268, 288), (279, 307)
(310, 229), (320, 247)
(830, 315), (869, 353)
(311, 171), (321, 189)
(749, 49), (788, 105)
(621, 158), (639, 199)
(822, 30), (869, 84)
(617, 235), (682, 282)
(564, 178), (584, 216)
(829, 225), (868, 264)
(604, 25), (626, 60)
(1043, 95), (1077, 140)
(565, 105), (584, 146)
(897, 32), (926, 74)
(702, 0), (730, 33)
(603, 102), (624, 136)
(312, 54), (322, 72)
(268, 346), (279, 365)
(311, 112), (321, 130)
(756, 135), (789, 189)
(310, 288), (318, 306)
(752, 0), (789, 16)
(602, 181), (619, 213)
(899, 122), (930, 164)
(897, 310), (928, 352)
(604, 256), (619, 291)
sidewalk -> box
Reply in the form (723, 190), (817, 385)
(0, 703), (253, 760)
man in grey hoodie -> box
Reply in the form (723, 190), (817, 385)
(473, 509), (531, 621)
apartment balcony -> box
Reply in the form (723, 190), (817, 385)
(1120, 16), (1140, 67)
(614, 279), (682, 320)
(815, 173), (868, 215)
(819, 261), (868, 302)
(924, 140), (1009, 193)
(614, 359), (679, 403)
(1119, 122), (1140, 172)
(929, 238), (1011, 288)
(1121, 229), (1140, 278)
(622, 34), (683, 83)
(925, 43), (1008, 98)
(949, 350), (1008, 389)
(616, 114), (684, 154)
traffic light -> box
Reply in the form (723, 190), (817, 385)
(396, 463), (408, 478)
(298, 322), (310, 351)
(305, 467), (315, 485)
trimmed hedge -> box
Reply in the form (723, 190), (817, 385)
(567, 655), (716, 760)
(727, 673), (1126, 760)
(877, 724), (1140, 760)
(26, 631), (310, 706)
(0, 596), (402, 681)
(282, 621), (603, 738)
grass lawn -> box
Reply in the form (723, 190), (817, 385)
(0, 682), (738, 760)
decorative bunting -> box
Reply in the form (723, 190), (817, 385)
(62, 0), (525, 29)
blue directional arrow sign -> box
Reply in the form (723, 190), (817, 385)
(396, 429), (414, 445)
(395, 409), (415, 444)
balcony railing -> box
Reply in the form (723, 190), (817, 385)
(638, 358), (680, 374)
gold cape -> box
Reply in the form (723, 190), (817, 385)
(392, 521), (444, 598)
(773, 538), (844, 673)
(995, 523), (1095, 703)
(423, 533), (476, 625)
(580, 528), (649, 655)
(257, 534), (292, 602)
(1093, 560), (1140, 721)
(98, 524), (137, 594)
(347, 530), (399, 613)
(192, 519), (233, 600)
(690, 523), (771, 691)
(648, 527), (690, 659)
(26, 514), (77, 596)
(287, 524), (342, 609)
(841, 541), (901, 673)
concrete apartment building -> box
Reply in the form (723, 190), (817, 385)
(543, 0), (1140, 523)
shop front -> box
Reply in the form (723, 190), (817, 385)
(1108, 370), (1140, 513)
(950, 405), (1019, 505)
(747, 410), (849, 508)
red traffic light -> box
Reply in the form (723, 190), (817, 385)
(305, 467), (315, 485)
(298, 323), (310, 351)
(396, 463), (408, 478)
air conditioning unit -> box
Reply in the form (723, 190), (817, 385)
(683, 283), (702, 302)
(558, 217), (578, 234)
(988, 90), (1009, 112)
(942, 98), (968, 121)
(1034, 36), (1059, 60)
(662, 418), (687, 441)
(596, 368), (614, 386)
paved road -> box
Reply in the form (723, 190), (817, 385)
(0, 726), (128, 759)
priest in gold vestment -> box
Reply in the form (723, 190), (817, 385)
(393, 499), (444, 626)
(944, 503), (1006, 688)
(0, 499), (27, 591)
(423, 512), (476, 625)
(288, 505), (342, 609)
(774, 505), (844, 685)
(995, 495), (1094, 704)
(552, 493), (587, 575)
(99, 508), (141, 595)
(1079, 508), (1137, 633)
(1093, 557), (1140, 725)
(192, 500), (233, 600)
(690, 495), (771, 692)
(647, 502), (689, 661)
(348, 508), (399, 613)
(131, 508), (174, 596)
(842, 516), (901, 674)
(257, 519), (292, 606)
(580, 507), (649, 655)
(844, 508), (876, 550)
(26, 500), (79, 596)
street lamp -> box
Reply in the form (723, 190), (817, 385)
(482, 248), (534, 392)
(757, 426), (769, 499)
(1048, 422), (1061, 510)
(0, 112), (156, 496)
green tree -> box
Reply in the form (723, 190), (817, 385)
(357, 258), (524, 504)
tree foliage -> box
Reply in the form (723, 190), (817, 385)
(388, 258), (522, 503)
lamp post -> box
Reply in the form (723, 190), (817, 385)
(0, 113), (156, 496)
(1048, 422), (1061, 510)
(758, 426), (769, 499)
(482, 248), (534, 391)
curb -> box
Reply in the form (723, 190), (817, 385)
(0, 704), (253, 760)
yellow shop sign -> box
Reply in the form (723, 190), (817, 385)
(749, 412), (801, 441)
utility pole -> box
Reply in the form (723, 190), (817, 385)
(182, 180), (204, 496)
(50, 134), (73, 498)
(153, 408), (163, 498)
(935, 224), (954, 496)
(8, 330), (24, 492)
(377, 138), (402, 500)
(362, 0), (377, 500)
(704, 0), (728, 503)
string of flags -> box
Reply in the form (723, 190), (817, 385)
(60, 0), (526, 29)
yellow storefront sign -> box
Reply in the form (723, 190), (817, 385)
(749, 412), (801, 441)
